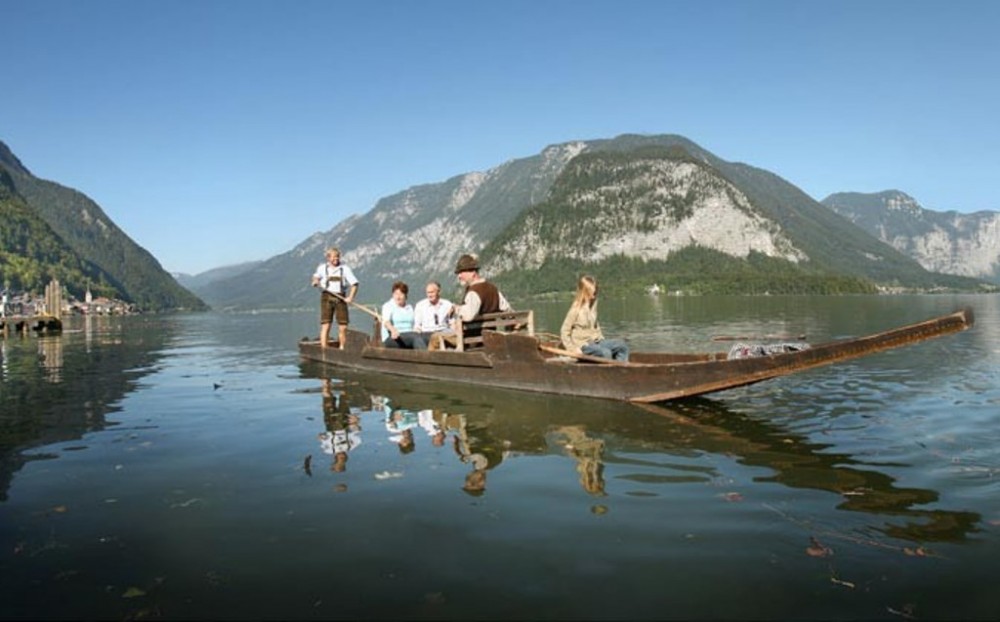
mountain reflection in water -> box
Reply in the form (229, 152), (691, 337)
(300, 361), (981, 546)
(0, 317), (175, 501)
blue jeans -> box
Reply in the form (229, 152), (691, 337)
(383, 332), (428, 350)
(582, 338), (630, 362)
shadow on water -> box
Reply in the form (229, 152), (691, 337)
(299, 360), (981, 545)
(0, 316), (176, 501)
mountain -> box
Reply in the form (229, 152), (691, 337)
(821, 191), (1000, 283)
(0, 140), (206, 310)
(204, 141), (587, 309)
(205, 134), (990, 310)
(174, 260), (262, 293)
(481, 143), (990, 294)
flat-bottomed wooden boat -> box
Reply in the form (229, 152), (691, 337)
(298, 307), (974, 402)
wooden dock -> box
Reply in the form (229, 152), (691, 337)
(1, 314), (64, 336)
(1, 279), (64, 337)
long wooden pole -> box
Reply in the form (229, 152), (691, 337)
(330, 292), (382, 323)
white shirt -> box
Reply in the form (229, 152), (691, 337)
(312, 262), (358, 296)
(417, 409), (442, 436)
(318, 429), (361, 455)
(413, 297), (454, 332)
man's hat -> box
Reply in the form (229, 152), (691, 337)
(454, 254), (479, 273)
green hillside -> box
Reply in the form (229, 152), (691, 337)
(1, 170), (119, 296)
(0, 140), (207, 310)
(492, 249), (879, 298)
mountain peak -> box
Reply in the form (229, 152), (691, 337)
(822, 190), (922, 214)
(883, 191), (923, 214)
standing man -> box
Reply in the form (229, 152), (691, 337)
(311, 247), (359, 349)
(413, 280), (454, 336)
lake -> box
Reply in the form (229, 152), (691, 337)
(1, 294), (998, 620)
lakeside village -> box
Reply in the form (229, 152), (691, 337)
(1, 280), (137, 336)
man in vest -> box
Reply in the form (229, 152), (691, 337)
(452, 253), (511, 321)
(428, 254), (512, 350)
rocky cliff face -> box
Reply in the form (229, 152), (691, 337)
(488, 151), (807, 273)
(343, 141), (589, 280)
(822, 191), (1000, 283)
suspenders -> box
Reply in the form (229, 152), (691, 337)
(324, 265), (344, 295)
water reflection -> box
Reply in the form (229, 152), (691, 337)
(549, 425), (607, 496)
(37, 335), (63, 383)
(300, 361), (980, 544)
(0, 316), (175, 501)
(637, 399), (982, 543)
(315, 378), (362, 473)
(307, 373), (511, 495)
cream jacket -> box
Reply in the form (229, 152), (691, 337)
(560, 303), (604, 353)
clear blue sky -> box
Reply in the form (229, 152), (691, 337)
(4, 0), (998, 275)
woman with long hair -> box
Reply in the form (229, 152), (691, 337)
(559, 275), (629, 362)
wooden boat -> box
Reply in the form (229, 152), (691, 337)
(298, 307), (974, 402)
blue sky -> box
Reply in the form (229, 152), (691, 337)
(4, 0), (999, 275)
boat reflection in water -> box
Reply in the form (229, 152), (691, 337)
(299, 361), (980, 545)
(635, 401), (981, 543)
(309, 373), (510, 495)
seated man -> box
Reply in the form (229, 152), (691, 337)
(430, 254), (512, 350)
(413, 280), (454, 338)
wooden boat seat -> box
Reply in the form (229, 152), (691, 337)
(454, 310), (534, 352)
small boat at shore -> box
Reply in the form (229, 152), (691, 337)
(298, 307), (974, 403)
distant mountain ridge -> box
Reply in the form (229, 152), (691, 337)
(198, 140), (589, 309)
(822, 191), (1000, 283)
(0, 139), (206, 310)
(203, 134), (988, 310)
(174, 260), (263, 292)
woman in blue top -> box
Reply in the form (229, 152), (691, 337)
(380, 281), (427, 349)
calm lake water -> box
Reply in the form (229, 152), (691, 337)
(1, 294), (998, 620)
